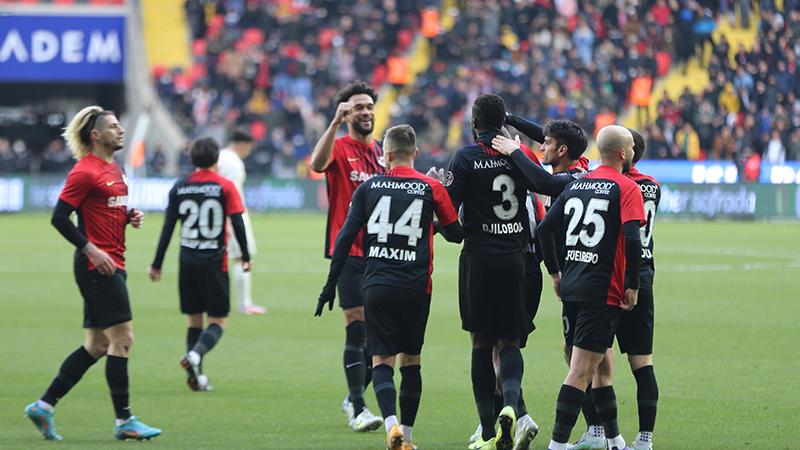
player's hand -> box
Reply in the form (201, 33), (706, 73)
(491, 134), (521, 156)
(128, 208), (144, 228)
(550, 272), (561, 300)
(147, 266), (161, 282)
(333, 102), (353, 125)
(426, 167), (445, 182)
(621, 288), (639, 311)
(242, 260), (252, 272)
(314, 284), (336, 316)
(83, 242), (116, 276)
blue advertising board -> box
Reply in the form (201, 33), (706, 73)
(0, 15), (125, 82)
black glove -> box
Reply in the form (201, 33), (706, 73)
(314, 283), (336, 316)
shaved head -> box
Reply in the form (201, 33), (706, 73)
(596, 125), (635, 171)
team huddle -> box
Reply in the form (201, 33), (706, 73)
(313, 83), (661, 450)
(23, 82), (660, 450)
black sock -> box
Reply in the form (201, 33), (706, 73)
(633, 365), (659, 432)
(493, 393), (504, 417)
(517, 388), (528, 417)
(582, 382), (602, 427)
(591, 385), (620, 438)
(363, 347), (373, 389)
(399, 365), (422, 427)
(106, 355), (131, 420)
(552, 384), (584, 444)
(187, 327), (203, 373)
(344, 321), (367, 414)
(186, 327), (202, 352)
(372, 364), (396, 419)
(41, 346), (99, 407)
(192, 323), (223, 357)
(471, 347), (496, 441)
(499, 346), (524, 415)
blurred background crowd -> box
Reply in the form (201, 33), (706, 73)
(1, 0), (797, 177)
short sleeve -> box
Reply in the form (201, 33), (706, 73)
(431, 181), (459, 226)
(59, 168), (94, 208)
(620, 180), (646, 226)
(222, 179), (245, 215)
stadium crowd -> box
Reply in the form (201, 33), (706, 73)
(642, 4), (800, 166)
(161, 0), (431, 177)
(2, 1), (798, 177)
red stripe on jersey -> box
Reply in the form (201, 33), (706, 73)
(607, 227), (626, 306)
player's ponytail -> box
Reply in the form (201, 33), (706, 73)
(63, 106), (103, 160)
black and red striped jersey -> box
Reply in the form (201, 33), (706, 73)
(329, 166), (459, 294)
(627, 167), (660, 290)
(539, 166), (645, 307)
(444, 131), (533, 255)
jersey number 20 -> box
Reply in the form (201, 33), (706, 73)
(367, 196), (424, 246)
(179, 199), (223, 239)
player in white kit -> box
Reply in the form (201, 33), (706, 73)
(217, 130), (266, 315)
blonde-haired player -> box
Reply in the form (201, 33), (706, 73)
(217, 130), (266, 315)
(25, 106), (160, 441)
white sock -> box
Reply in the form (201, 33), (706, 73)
(36, 400), (54, 412)
(608, 435), (626, 449)
(589, 425), (605, 438)
(231, 263), (252, 308)
(188, 350), (201, 365)
(114, 417), (131, 426)
(401, 424), (413, 443)
(548, 440), (568, 450)
(636, 431), (653, 443)
(384, 415), (398, 433)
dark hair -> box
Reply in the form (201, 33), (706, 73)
(627, 127), (646, 163)
(190, 137), (220, 168)
(230, 129), (254, 143)
(79, 110), (115, 147)
(544, 120), (588, 160)
(472, 94), (506, 131)
(384, 124), (416, 158)
(335, 80), (378, 105)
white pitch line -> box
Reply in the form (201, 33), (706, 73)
(657, 246), (800, 260)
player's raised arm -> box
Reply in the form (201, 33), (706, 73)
(310, 101), (352, 173)
(492, 134), (574, 197)
(505, 113), (545, 143)
(149, 185), (180, 280)
(316, 184), (368, 316)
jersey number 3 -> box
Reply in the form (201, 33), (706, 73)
(564, 197), (609, 248)
(367, 196), (424, 246)
(179, 198), (223, 239)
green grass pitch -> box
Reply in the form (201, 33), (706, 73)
(1, 213), (798, 449)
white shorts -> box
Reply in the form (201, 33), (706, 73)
(227, 211), (257, 259)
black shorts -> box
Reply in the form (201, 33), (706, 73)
(520, 252), (543, 348)
(337, 256), (365, 310)
(459, 251), (527, 340)
(617, 288), (654, 355)
(75, 268), (132, 329)
(179, 260), (230, 317)
(364, 284), (431, 356)
(562, 301), (621, 354)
